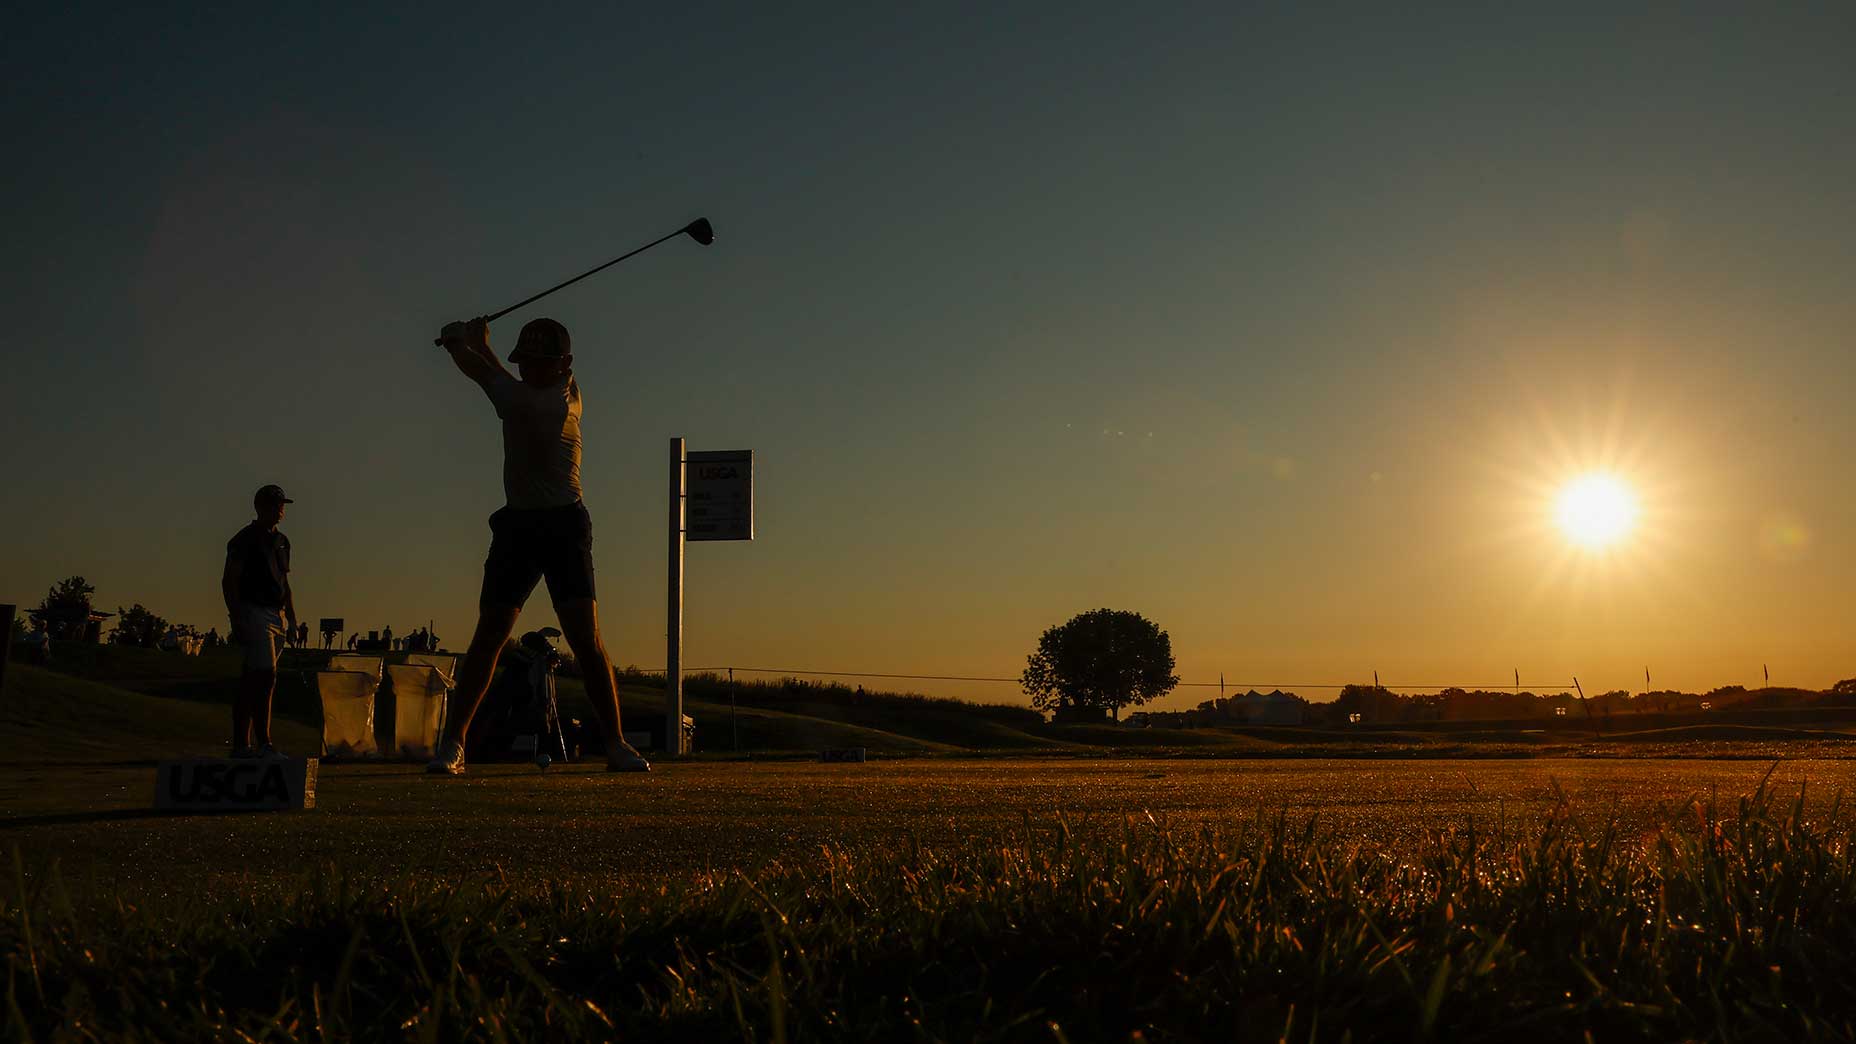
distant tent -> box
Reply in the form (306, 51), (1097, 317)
(1230, 690), (1304, 725)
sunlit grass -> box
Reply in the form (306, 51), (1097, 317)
(6, 772), (1854, 1041)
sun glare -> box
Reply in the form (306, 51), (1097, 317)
(1554, 474), (1638, 549)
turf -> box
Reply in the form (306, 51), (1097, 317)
(8, 658), (1856, 1039)
(7, 774), (1856, 1041)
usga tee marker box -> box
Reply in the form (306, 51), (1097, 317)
(154, 758), (318, 812)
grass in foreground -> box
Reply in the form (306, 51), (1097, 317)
(6, 774), (1855, 1041)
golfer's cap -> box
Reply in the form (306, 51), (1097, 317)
(255, 484), (294, 505)
(508, 317), (571, 362)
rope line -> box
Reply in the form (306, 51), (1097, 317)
(633, 665), (1568, 692)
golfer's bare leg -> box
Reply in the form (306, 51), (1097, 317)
(250, 670), (276, 748)
(232, 680), (254, 752)
(441, 605), (521, 746)
(555, 598), (630, 755)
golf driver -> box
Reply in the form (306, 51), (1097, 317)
(433, 217), (714, 344)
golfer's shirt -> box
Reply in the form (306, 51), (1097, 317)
(484, 372), (583, 510)
(226, 523), (290, 608)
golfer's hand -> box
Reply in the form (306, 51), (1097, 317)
(438, 318), (491, 352)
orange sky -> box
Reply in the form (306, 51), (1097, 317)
(4, 8), (1852, 708)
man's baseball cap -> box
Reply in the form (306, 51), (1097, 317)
(254, 484), (294, 505)
(508, 317), (572, 362)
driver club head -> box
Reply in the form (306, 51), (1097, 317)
(682, 218), (715, 246)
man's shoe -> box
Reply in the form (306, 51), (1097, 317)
(257, 744), (286, 759)
(607, 744), (652, 773)
(426, 740), (466, 775)
(230, 746), (259, 760)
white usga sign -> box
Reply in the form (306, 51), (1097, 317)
(154, 758), (318, 812)
(685, 450), (753, 541)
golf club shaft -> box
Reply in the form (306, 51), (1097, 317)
(433, 226), (687, 345)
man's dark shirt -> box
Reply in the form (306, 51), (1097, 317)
(227, 522), (291, 608)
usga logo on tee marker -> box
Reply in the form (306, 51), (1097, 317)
(154, 758), (319, 811)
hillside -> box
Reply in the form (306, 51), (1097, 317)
(5, 642), (1055, 759)
(0, 663), (318, 763)
(12, 641), (1856, 762)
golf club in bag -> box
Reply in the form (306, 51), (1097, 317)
(433, 218), (714, 344)
(463, 627), (581, 769)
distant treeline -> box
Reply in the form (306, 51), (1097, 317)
(1142, 680), (1856, 728)
(605, 664), (1856, 728)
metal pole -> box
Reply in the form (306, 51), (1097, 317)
(1573, 676), (1600, 738)
(667, 437), (686, 755)
(729, 666), (738, 752)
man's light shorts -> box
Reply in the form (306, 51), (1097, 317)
(241, 606), (287, 674)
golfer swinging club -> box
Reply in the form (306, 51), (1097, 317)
(428, 316), (649, 774)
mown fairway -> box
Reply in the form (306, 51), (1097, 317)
(6, 757), (1853, 899)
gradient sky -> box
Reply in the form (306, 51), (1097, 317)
(5, 5), (1853, 707)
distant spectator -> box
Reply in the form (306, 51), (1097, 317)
(23, 621), (52, 665)
(347, 632), (357, 650)
(205, 627), (221, 649)
(382, 624), (394, 651)
(298, 620), (310, 648)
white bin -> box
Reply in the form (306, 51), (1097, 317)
(317, 671), (379, 757)
(387, 665), (449, 760)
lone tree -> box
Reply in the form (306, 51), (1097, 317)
(1021, 608), (1178, 720)
(31, 575), (99, 638)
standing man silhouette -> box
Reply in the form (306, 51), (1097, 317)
(429, 316), (649, 774)
(222, 484), (297, 758)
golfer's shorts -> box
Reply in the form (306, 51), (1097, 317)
(481, 501), (597, 609)
(240, 605), (287, 674)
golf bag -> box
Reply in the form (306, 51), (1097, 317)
(464, 627), (578, 767)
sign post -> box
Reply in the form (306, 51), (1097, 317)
(0, 603), (14, 707)
(668, 438), (685, 754)
(668, 440), (754, 755)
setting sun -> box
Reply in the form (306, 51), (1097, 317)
(1554, 474), (1638, 549)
